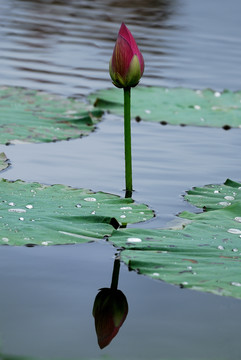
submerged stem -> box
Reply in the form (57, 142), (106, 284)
(123, 87), (132, 198)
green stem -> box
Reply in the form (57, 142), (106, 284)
(110, 258), (120, 290)
(123, 87), (132, 198)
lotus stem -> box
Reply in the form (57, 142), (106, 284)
(110, 257), (120, 290)
(123, 87), (132, 198)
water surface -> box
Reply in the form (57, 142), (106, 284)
(0, 0), (241, 359)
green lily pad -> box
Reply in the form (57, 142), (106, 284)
(0, 86), (104, 144)
(89, 87), (241, 128)
(185, 179), (241, 210)
(0, 179), (153, 246)
(109, 180), (241, 299)
(0, 153), (9, 172)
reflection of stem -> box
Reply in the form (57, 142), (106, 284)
(123, 87), (132, 198)
(110, 258), (120, 290)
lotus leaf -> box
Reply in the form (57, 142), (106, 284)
(0, 86), (103, 144)
(89, 87), (241, 128)
(0, 179), (153, 246)
(185, 179), (241, 210)
(109, 180), (241, 299)
(0, 153), (9, 172)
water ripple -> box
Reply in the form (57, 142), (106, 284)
(0, 0), (240, 96)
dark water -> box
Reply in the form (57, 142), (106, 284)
(0, 0), (241, 359)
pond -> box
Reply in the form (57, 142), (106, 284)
(0, 0), (241, 359)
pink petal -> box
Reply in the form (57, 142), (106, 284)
(118, 23), (144, 74)
(111, 35), (134, 77)
(119, 23), (139, 54)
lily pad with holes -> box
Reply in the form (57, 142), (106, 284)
(0, 153), (9, 172)
(89, 87), (241, 128)
(0, 179), (154, 246)
(109, 179), (241, 299)
(0, 86), (104, 144)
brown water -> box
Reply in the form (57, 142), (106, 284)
(0, 0), (241, 359)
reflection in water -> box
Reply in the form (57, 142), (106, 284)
(92, 257), (128, 349)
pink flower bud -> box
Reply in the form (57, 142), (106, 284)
(109, 23), (144, 88)
(92, 288), (128, 349)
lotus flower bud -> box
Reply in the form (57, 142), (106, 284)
(92, 287), (128, 349)
(109, 23), (144, 88)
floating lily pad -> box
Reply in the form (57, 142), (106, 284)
(0, 179), (153, 246)
(0, 86), (104, 144)
(89, 87), (241, 128)
(0, 153), (10, 172)
(109, 180), (241, 299)
(185, 179), (241, 210)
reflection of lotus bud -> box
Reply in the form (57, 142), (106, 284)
(109, 23), (144, 88)
(92, 287), (128, 349)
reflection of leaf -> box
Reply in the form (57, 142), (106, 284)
(109, 179), (241, 299)
(89, 87), (241, 128)
(0, 179), (154, 246)
(0, 86), (104, 144)
(0, 153), (9, 172)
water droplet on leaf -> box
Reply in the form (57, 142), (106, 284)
(228, 228), (241, 234)
(224, 196), (234, 201)
(8, 208), (26, 213)
(127, 237), (142, 243)
(218, 201), (231, 206)
(42, 241), (52, 246)
(26, 204), (33, 209)
(84, 197), (96, 202)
